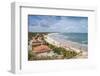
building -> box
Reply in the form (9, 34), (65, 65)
(32, 45), (51, 53)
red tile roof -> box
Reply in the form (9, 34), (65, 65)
(33, 45), (51, 53)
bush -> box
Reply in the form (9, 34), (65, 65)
(53, 47), (61, 55)
(28, 50), (36, 60)
(53, 47), (78, 59)
(63, 50), (78, 59)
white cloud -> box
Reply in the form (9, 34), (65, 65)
(29, 16), (88, 33)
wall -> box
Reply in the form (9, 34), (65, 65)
(0, 0), (100, 76)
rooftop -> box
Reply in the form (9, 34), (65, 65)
(33, 45), (51, 53)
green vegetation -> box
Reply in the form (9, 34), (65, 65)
(53, 47), (61, 55)
(28, 50), (36, 60)
(63, 50), (77, 59)
(46, 42), (78, 59)
(53, 47), (78, 59)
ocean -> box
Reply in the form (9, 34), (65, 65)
(48, 33), (88, 45)
(47, 33), (88, 51)
(62, 33), (88, 44)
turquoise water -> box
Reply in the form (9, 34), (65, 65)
(49, 33), (88, 45)
(62, 33), (88, 44)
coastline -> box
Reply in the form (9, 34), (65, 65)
(44, 33), (88, 58)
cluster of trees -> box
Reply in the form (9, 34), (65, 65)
(46, 42), (78, 59)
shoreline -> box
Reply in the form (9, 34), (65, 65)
(44, 33), (88, 58)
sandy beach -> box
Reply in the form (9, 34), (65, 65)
(44, 33), (88, 58)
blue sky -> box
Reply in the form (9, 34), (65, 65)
(28, 15), (88, 33)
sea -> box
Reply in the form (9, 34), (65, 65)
(62, 33), (88, 45)
(48, 33), (88, 51)
(49, 33), (88, 45)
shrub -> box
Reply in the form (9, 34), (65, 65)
(53, 47), (61, 55)
(63, 50), (78, 59)
(28, 50), (36, 60)
(53, 47), (78, 59)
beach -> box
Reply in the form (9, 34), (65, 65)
(28, 15), (88, 60)
(44, 33), (88, 58)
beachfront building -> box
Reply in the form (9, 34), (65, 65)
(28, 34), (51, 54)
(28, 35), (44, 51)
(32, 45), (51, 53)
